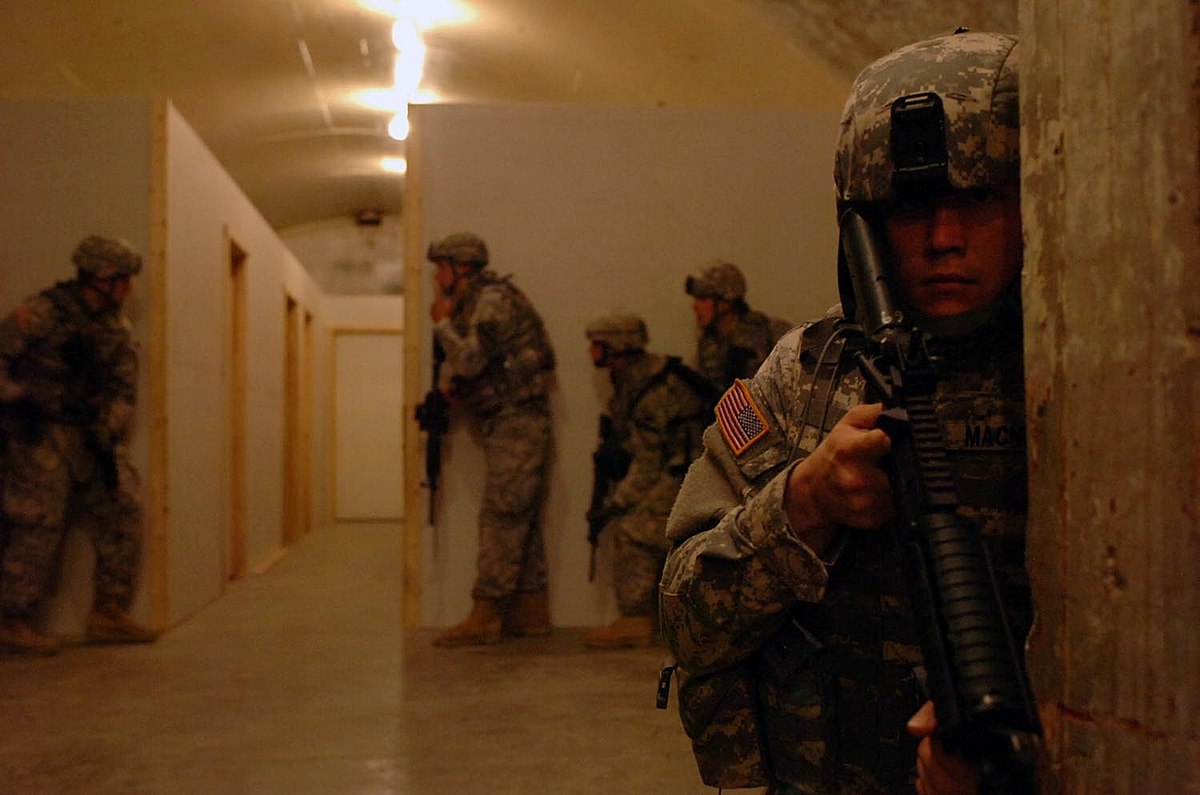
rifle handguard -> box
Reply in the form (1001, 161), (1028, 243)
(840, 205), (1042, 794)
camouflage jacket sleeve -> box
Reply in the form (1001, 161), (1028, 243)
(0, 294), (52, 403)
(433, 284), (507, 381)
(659, 327), (831, 674)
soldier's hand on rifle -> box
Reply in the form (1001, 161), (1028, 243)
(783, 402), (894, 555)
(907, 701), (980, 795)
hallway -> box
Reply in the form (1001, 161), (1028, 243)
(0, 524), (704, 794)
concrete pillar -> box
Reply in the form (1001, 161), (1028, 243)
(1020, 2), (1200, 792)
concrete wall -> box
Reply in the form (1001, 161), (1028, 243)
(1021, 2), (1200, 791)
(407, 103), (844, 628)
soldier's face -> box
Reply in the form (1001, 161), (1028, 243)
(588, 340), (609, 368)
(82, 274), (132, 313)
(433, 260), (472, 299)
(692, 296), (717, 329)
(883, 183), (1022, 317)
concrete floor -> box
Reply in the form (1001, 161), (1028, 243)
(0, 524), (709, 795)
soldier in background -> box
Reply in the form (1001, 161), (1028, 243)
(685, 259), (792, 392)
(426, 232), (557, 647)
(0, 235), (156, 655)
(583, 313), (713, 649)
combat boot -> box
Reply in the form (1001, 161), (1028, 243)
(432, 598), (503, 647)
(503, 591), (551, 637)
(583, 615), (656, 649)
(86, 602), (158, 644)
(0, 615), (60, 656)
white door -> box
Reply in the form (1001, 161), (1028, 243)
(332, 330), (405, 520)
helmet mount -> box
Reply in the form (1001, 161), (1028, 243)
(890, 92), (950, 200)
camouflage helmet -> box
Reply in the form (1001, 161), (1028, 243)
(427, 232), (488, 267)
(585, 312), (648, 354)
(685, 259), (746, 302)
(72, 235), (142, 278)
(834, 30), (1019, 205)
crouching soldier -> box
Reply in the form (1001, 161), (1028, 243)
(583, 313), (714, 649)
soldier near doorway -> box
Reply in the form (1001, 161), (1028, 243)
(425, 232), (557, 647)
(0, 234), (157, 656)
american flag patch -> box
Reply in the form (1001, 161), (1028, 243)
(716, 380), (768, 455)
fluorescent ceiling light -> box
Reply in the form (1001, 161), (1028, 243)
(354, 87), (407, 112)
(381, 156), (407, 174)
(358, 0), (476, 31)
(388, 113), (410, 140)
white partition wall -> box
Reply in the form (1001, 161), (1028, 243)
(0, 98), (339, 636)
(407, 103), (845, 628)
(0, 98), (155, 636)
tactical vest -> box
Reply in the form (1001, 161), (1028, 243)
(682, 312), (1031, 795)
(7, 282), (135, 426)
(611, 354), (716, 479)
(449, 271), (555, 417)
(698, 309), (791, 390)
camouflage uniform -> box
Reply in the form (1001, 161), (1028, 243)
(660, 31), (1030, 794)
(0, 279), (142, 618)
(687, 260), (791, 391)
(435, 268), (556, 602)
(597, 351), (711, 617)
(661, 310), (1031, 793)
(696, 310), (793, 391)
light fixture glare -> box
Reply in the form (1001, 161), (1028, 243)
(381, 156), (408, 174)
(388, 114), (410, 141)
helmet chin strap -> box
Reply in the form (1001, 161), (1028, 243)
(910, 304), (999, 339)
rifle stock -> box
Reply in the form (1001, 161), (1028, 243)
(840, 207), (1042, 794)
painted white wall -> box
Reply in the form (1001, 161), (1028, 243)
(0, 98), (391, 637)
(280, 217), (404, 296)
(0, 98), (154, 636)
(323, 295), (404, 328)
(162, 102), (333, 621)
(412, 103), (844, 628)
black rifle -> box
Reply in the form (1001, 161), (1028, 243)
(59, 333), (120, 490)
(0, 398), (48, 447)
(586, 414), (631, 581)
(414, 340), (450, 523)
(840, 206), (1042, 794)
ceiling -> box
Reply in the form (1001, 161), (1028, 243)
(0, 1), (1015, 234)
